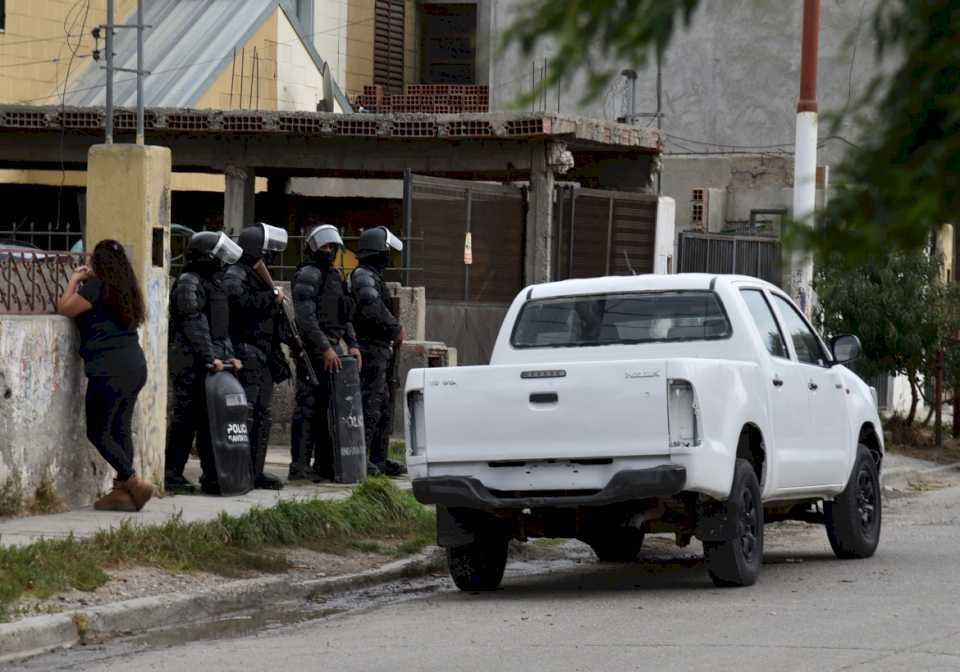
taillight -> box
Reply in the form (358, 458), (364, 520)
(407, 390), (426, 456)
(667, 379), (700, 448)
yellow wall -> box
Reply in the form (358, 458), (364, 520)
(0, 0), (137, 105)
(0, 170), (268, 193)
(193, 12), (279, 111)
(345, 0), (375, 97)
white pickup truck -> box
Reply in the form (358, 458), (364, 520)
(406, 274), (883, 590)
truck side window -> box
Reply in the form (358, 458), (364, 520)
(770, 294), (828, 366)
(740, 289), (788, 359)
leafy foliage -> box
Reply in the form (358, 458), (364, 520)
(814, 249), (960, 423)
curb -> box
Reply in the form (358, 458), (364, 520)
(0, 547), (445, 664)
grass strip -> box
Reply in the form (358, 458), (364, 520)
(0, 478), (435, 622)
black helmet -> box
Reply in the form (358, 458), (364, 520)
(187, 231), (242, 265)
(237, 222), (289, 259)
(358, 226), (403, 254)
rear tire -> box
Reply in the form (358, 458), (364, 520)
(587, 530), (645, 562)
(825, 444), (881, 559)
(447, 537), (508, 592)
(704, 459), (763, 587)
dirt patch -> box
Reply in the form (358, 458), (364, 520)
(9, 547), (394, 623)
(888, 441), (960, 464)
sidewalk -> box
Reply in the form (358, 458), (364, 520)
(0, 447), (409, 548)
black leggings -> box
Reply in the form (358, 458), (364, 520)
(85, 367), (147, 482)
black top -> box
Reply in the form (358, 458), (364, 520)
(76, 278), (146, 376)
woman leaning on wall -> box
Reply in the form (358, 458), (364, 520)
(57, 239), (156, 511)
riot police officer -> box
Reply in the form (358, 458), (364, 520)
(165, 231), (243, 495)
(350, 226), (406, 476)
(290, 225), (361, 482)
(224, 222), (290, 490)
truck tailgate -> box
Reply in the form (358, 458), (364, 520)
(420, 360), (669, 463)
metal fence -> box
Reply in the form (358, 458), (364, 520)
(677, 231), (782, 286)
(0, 251), (88, 314)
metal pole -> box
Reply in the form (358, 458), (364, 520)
(135, 0), (144, 145)
(464, 189), (472, 301)
(402, 168), (412, 287)
(105, 0), (114, 144)
(656, 51), (662, 195)
(605, 196), (614, 275)
(568, 187), (576, 278)
(790, 0), (820, 316)
(936, 349), (944, 449)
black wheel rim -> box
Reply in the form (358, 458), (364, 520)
(738, 487), (759, 562)
(855, 465), (878, 534)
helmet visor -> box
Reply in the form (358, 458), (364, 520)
(307, 225), (344, 252)
(385, 228), (404, 252)
(262, 224), (289, 253)
(213, 233), (243, 265)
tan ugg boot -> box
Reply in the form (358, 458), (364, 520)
(121, 475), (157, 511)
(93, 481), (138, 512)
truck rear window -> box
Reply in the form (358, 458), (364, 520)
(511, 291), (732, 348)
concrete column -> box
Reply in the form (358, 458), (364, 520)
(654, 196), (676, 274)
(224, 165), (256, 237)
(86, 144), (171, 487)
(524, 146), (555, 286)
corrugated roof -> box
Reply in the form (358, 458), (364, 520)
(66, 0), (352, 110)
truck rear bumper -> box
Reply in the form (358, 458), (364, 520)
(412, 466), (687, 510)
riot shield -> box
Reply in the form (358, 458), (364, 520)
(329, 356), (367, 484)
(205, 370), (255, 495)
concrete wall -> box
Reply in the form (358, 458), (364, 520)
(0, 0), (138, 105)
(276, 10), (327, 112)
(314, 0), (349, 87)
(345, 0), (376, 97)
(193, 11), (280, 111)
(0, 317), (112, 510)
(490, 0), (885, 168)
(661, 154), (794, 232)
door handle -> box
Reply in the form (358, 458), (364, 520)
(772, 376), (784, 387)
(530, 392), (558, 404)
(808, 381), (819, 391)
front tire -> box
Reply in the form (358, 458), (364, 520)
(704, 459), (763, 587)
(825, 444), (881, 559)
(447, 537), (508, 592)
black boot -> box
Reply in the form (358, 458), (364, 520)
(254, 472), (285, 490)
(288, 464), (319, 482)
(164, 473), (198, 494)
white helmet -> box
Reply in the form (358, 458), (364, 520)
(306, 224), (344, 252)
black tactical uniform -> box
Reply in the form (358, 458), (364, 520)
(350, 226), (405, 476)
(165, 232), (241, 494)
(290, 224), (358, 481)
(224, 223), (291, 490)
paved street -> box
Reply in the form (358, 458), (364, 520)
(15, 471), (960, 672)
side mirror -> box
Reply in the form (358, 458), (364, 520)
(831, 335), (862, 365)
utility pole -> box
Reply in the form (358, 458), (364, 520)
(136, 0), (144, 144)
(104, 0), (114, 144)
(791, 0), (820, 317)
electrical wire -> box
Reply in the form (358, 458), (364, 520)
(56, 0), (91, 232)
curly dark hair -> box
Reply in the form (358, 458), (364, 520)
(91, 239), (146, 328)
